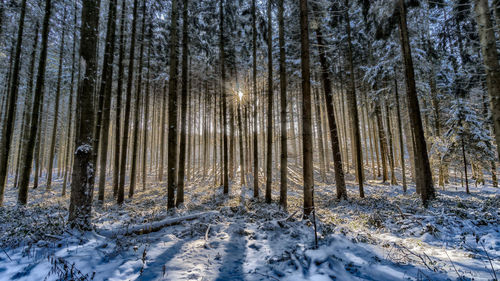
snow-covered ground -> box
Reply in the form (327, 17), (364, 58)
(0, 167), (498, 280)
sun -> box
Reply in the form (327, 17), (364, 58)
(238, 91), (244, 100)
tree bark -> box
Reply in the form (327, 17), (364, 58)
(397, 0), (435, 205)
(17, 0), (52, 205)
(0, 0), (28, 204)
(166, 0), (179, 209)
(299, 0), (314, 217)
(68, 0), (99, 229)
(117, 0), (139, 205)
(177, 0), (189, 207)
(474, 0), (500, 160)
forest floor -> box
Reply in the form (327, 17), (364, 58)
(0, 165), (499, 281)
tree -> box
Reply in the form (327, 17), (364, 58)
(474, 0), (500, 160)
(166, 0), (180, 209)
(129, 0), (147, 198)
(278, 0), (287, 209)
(177, 0), (189, 207)
(344, 0), (364, 197)
(313, 4), (347, 200)
(0, 0), (27, 205)
(117, 0), (139, 205)
(97, 0), (118, 201)
(46, 7), (68, 189)
(220, 0), (229, 194)
(68, 0), (100, 228)
(17, 0), (53, 205)
(299, 0), (314, 217)
(252, 0), (259, 198)
(397, 0), (435, 205)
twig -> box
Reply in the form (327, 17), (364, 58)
(2, 248), (12, 262)
(205, 224), (211, 241)
(481, 242), (498, 281)
(444, 246), (461, 279)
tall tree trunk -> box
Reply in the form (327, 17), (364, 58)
(474, 0), (500, 160)
(142, 23), (152, 190)
(314, 23), (347, 199)
(97, 0), (118, 201)
(397, 0), (435, 205)
(265, 0), (273, 204)
(299, 0), (314, 217)
(117, 0), (139, 204)
(385, 100), (397, 185)
(0, 0), (28, 204)
(113, 0), (127, 197)
(17, 0), (52, 205)
(129, 0), (147, 198)
(252, 0), (259, 198)
(220, 0), (229, 194)
(278, 0), (287, 209)
(344, 2), (364, 197)
(68, 0), (99, 229)
(166, 0), (179, 208)
(177, 0), (189, 207)
(15, 24), (39, 191)
(394, 79), (407, 192)
(46, 8), (67, 189)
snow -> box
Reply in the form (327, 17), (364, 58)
(0, 167), (498, 280)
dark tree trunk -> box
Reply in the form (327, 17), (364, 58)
(177, 0), (189, 207)
(68, 0), (100, 229)
(397, 0), (435, 205)
(314, 24), (347, 199)
(0, 0), (28, 204)
(252, 0), (259, 198)
(299, 0), (314, 217)
(97, 0), (118, 201)
(117, 0), (139, 205)
(129, 0), (147, 198)
(17, 0), (52, 205)
(344, 2), (364, 197)
(278, 0), (287, 209)
(265, 0), (273, 204)
(166, 0), (179, 209)
(220, 0), (229, 194)
(113, 0), (127, 197)
(46, 8), (67, 189)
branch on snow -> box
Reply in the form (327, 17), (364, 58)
(96, 211), (218, 237)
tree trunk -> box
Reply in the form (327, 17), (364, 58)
(117, 0), (139, 205)
(46, 8), (67, 189)
(394, 79), (407, 192)
(314, 24), (346, 199)
(97, 0), (118, 201)
(252, 0), (259, 198)
(177, 0), (189, 207)
(264, 0), (273, 204)
(474, 0), (500, 160)
(278, 0), (287, 209)
(397, 0), (435, 205)
(299, 0), (314, 217)
(129, 0), (147, 198)
(68, 0), (99, 229)
(113, 0), (127, 197)
(220, 0), (229, 194)
(0, 0), (28, 204)
(17, 0), (52, 205)
(166, 0), (179, 209)
(344, 2), (364, 197)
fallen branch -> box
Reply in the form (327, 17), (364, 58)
(97, 211), (218, 237)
